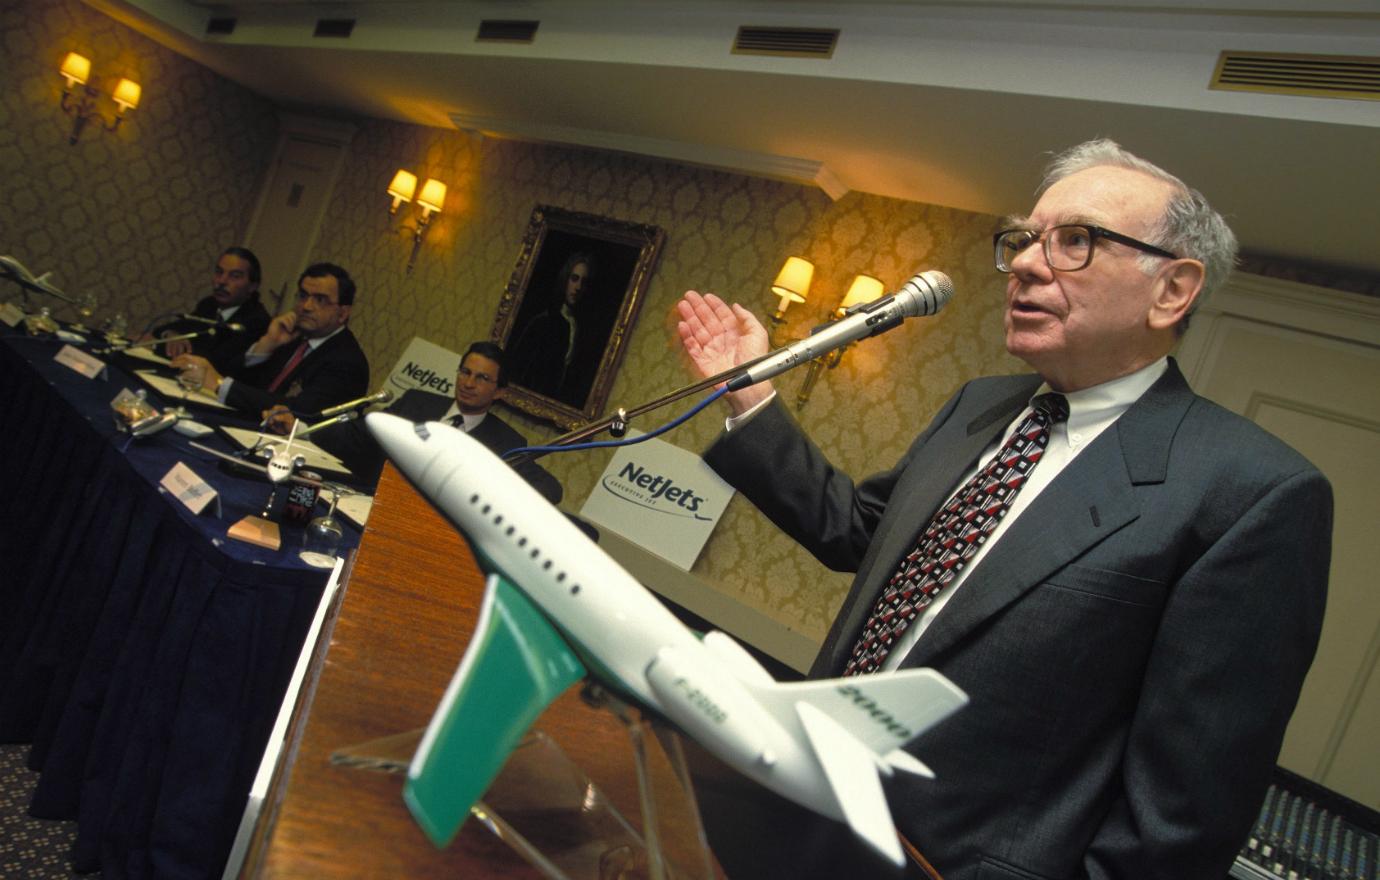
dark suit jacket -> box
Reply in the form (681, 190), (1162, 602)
(702, 360), (1331, 880)
(155, 293), (271, 374)
(225, 327), (370, 418)
(312, 389), (564, 504)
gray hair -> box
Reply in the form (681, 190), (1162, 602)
(1041, 139), (1238, 332)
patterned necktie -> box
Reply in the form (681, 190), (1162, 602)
(267, 341), (309, 393)
(843, 392), (1070, 676)
(447, 414), (467, 431)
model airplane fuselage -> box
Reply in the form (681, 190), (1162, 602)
(366, 413), (968, 865)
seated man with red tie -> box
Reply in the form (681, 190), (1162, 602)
(173, 261), (369, 421)
(307, 341), (563, 504)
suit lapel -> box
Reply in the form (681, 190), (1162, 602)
(902, 362), (1195, 669)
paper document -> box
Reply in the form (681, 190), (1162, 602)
(135, 369), (234, 410)
(120, 346), (172, 367)
(220, 425), (351, 475)
(335, 493), (374, 528)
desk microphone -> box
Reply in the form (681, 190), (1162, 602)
(317, 390), (394, 419)
(177, 314), (246, 332)
(95, 328), (213, 354)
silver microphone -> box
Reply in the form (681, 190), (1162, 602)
(317, 389), (395, 419)
(178, 314), (246, 332)
(728, 270), (954, 391)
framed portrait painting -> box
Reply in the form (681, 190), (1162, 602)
(491, 205), (666, 429)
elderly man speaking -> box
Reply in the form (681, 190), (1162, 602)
(675, 140), (1331, 880)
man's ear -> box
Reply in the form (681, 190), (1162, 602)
(1148, 258), (1204, 331)
(493, 386), (507, 402)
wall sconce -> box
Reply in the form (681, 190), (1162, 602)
(387, 169), (447, 273)
(59, 52), (141, 145)
(766, 256), (813, 346)
(795, 273), (885, 410)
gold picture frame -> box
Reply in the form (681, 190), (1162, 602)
(491, 205), (666, 429)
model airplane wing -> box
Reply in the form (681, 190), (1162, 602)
(404, 572), (586, 846)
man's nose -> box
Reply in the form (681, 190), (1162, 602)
(1009, 241), (1052, 279)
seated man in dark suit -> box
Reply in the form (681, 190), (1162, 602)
(173, 261), (369, 420)
(150, 246), (272, 374)
(308, 341), (563, 504)
(675, 139), (1331, 879)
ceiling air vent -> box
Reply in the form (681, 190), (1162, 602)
(206, 17), (236, 36)
(733, 26), (838, 59)
(477, 20), (539, 43)
(1211, 51), (1380, 101)
(313, 18), (356, 39)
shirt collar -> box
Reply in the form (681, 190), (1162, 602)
(1032, 356), (1168, 437)
(305, 324), (346, 352)
(442, 403), (488, 432)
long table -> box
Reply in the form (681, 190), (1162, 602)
(0, 324), (359, 879)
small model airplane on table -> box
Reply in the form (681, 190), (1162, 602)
(366, 413), (968, 866)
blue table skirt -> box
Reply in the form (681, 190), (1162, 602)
(0, 328), (357, 879)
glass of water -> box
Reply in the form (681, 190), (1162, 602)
(300, 488), (344, 569)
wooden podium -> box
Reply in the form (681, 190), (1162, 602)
(240, 463), (717, 878)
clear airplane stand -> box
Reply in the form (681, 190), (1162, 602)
(330, 692), (716, 880)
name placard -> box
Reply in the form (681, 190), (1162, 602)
(160, 461), (220, 516)
(0, 302), (24, 328)
(579, 431), (734, 571)
(385, 335), (463, 398)
(54, 344), (107, 379)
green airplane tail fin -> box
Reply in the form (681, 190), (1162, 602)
(403, 573), (586, 847)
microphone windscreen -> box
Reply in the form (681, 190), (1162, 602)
(900, 270), (954, 317)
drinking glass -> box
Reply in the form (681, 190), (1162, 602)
(177, 362), (205, 398)
(71, 292), (98, 332)
(300, 489), (344, 568)
(101, 311), (129, 340)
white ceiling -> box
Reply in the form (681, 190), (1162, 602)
(91, 0), (1380, 275)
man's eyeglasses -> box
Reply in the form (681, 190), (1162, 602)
(457, 366), (497, 385)
(994, 224), (1177, 273)
(295, 290), (338, 307)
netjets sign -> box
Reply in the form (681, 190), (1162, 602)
(386, 336), (461, 397)
(580, 432), (734, 571)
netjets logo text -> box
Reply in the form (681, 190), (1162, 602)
(390, 362), (454, 395)
(601, 462), (712, 520)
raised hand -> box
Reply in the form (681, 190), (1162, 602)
(675, 290), (774, 416)
(256, 311), (299, 354)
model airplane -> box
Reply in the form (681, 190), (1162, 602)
(366, 413), (968, 866)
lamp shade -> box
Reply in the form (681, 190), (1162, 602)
(60, 52), (91, 86)
(417, 178), (447, 214)
(770, 256), (813, 305)
(111, 78), (141, 110)
(838, 274), (885, 314)
(387, 169), (417, 203)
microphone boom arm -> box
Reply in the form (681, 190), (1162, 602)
(512, 269), (953, 463)
(506, 346), (787, 464)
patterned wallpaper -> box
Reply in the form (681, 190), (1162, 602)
(316, 119), (1025, 644)
(36, 1), (1378, 652)
(0, 0), (279, 332)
